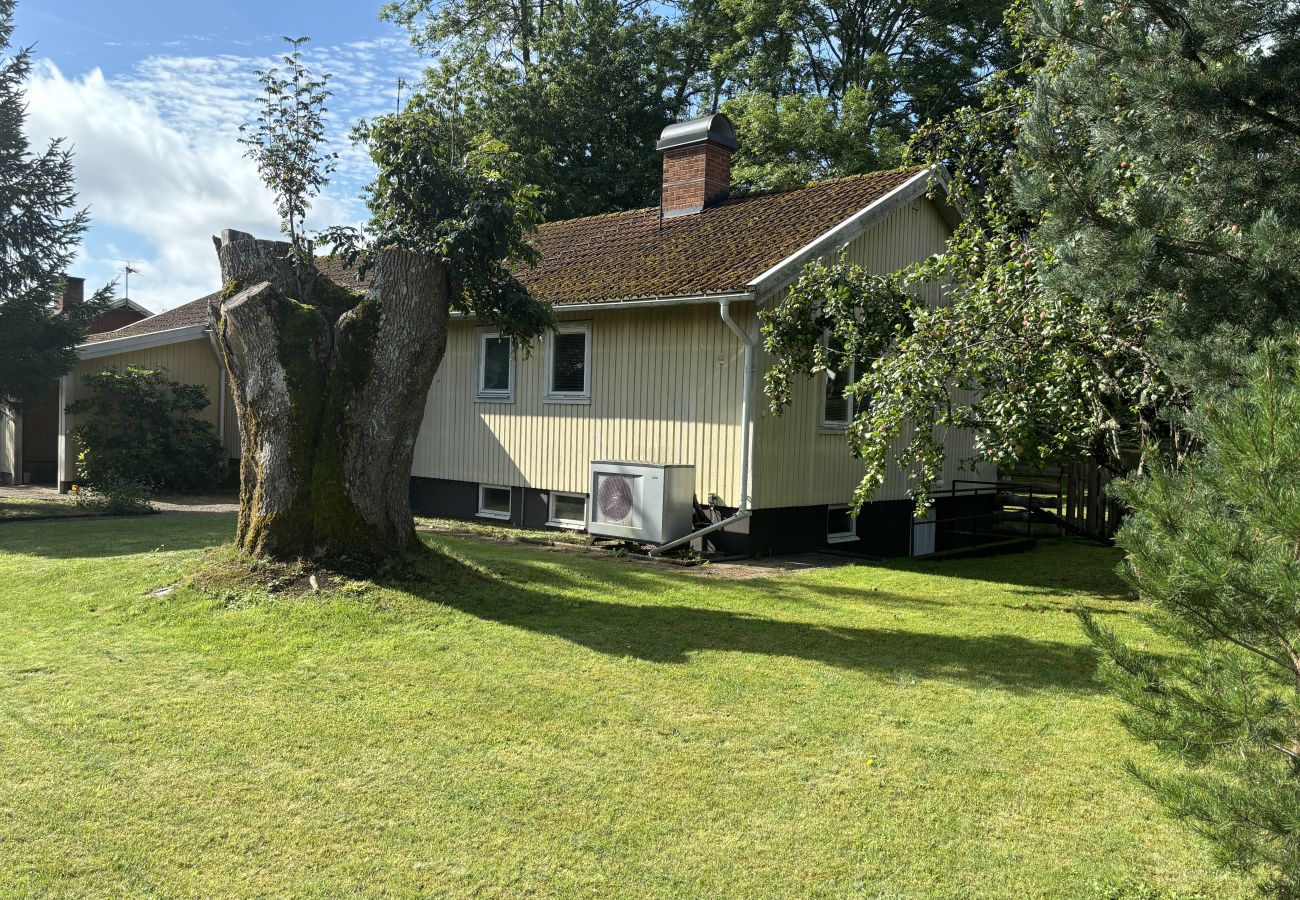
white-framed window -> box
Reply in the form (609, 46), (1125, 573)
(547, 492), (588, 529)
(545, 322), (592, 403)
(826, 504), (859, 543)
(821, 351), (856, 428)
(477, 484), (512, 520)
(476, 329), (514, 402)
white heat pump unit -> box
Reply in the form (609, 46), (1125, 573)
(588, 461), (695, 545)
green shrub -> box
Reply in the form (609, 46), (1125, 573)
(68, 365), (226, 493)
(72, 476), (155, 516)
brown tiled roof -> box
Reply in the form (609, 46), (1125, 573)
(83, 293), (219, 343)
(519, 167), (924, 305)
(83, 167), (924, 343)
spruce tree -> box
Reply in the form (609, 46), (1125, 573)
(1082, 344), (1300, 897)
(0, 0), (109, 408)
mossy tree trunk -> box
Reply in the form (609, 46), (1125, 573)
(210, 230), (449, 562)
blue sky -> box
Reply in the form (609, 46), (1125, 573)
(16, 0), (425, 312)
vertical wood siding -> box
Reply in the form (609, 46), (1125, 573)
(750, 198), (996, 508)
(413, 303), (747, 504)
(70, 339), (239, 456)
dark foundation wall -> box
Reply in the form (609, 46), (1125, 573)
(409, 477), (566, 531)
(408, 475), (975, 558)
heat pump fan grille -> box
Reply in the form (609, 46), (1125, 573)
(595, 473), (635, 526)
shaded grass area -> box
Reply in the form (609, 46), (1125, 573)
(0, 496), (94, 521)
(0, 516), (1248, 898)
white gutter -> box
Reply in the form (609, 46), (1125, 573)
(450, 290), (752, 319)
(650, 295), (755, 556)
(76, 323), (210, 359)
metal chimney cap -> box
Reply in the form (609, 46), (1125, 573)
(656, 113), (738, 152)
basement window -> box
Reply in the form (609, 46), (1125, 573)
(476, 330), (514, 402)
(478, 485), (512, 520)
(827, 505), (859, 544)
(546, 322), (592, 403)
(548, 492), (588, 529)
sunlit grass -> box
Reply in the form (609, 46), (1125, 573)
(0, 515), (1247, 898)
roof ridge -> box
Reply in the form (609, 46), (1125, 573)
(536, 164), (928, 232)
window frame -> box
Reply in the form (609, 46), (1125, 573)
(826, 504), (859, 544)
(477, 484), (513, 521)
(544, 321), (593, 404)
(475, 328), (515, 403)
(547, 492), (588, 530)
(820, 355), (856, 430)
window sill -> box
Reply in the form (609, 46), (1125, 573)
(477, 511), (511, 521)
(826, 533), (860, 544)
(474, 394), (515, 404)
(547, 519), (586, 531)
(544, 395), (591, 405)
(819, 424), (849, 434)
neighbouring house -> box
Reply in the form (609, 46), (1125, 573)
(0, 279), (157, 486)
(1, 114), (996, 556)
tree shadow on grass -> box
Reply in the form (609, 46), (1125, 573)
(0, 514), (232, 559)
(404, 548), (1106, 695)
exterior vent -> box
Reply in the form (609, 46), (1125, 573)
(589, 461), (695, 544)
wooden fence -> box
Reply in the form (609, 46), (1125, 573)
(1001, 463), (1126, 542)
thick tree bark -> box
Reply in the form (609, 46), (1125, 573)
(210, 230), (449, 562)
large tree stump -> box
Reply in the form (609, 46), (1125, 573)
(210, 231), (449, 562)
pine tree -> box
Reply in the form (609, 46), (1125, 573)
(1081, 343), (1300, 897)
(0, 0), (109, 408)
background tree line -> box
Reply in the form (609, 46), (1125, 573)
(380, 0), (1015, 218)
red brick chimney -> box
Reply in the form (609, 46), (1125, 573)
(55, 276), (85, 312)
(657, 114), (738, 218)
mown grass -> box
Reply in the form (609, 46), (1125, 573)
(0, 515), (1250, 898)
(0, 495), (92, 521)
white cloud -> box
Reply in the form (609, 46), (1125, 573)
(23, 37), (422, 312)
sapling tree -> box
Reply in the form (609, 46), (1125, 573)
(0, 0), (111, 408)
(238, 36), (338, 256)
(1081, 344), (1300, 898)
(213, 93), (552, 563)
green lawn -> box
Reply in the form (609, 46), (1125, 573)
(0, 516), (1248, 898)
(0, 495), (92, 521)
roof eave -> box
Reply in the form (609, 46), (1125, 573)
(744, 165), (951, 302)
(451, 290), (755, 320)
(77, 323), (212, 360)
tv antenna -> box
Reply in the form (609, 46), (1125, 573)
(116, 260), (141, 299)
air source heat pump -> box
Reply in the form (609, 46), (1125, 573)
(589, 461), (695, 545)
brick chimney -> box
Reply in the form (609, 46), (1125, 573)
(657, 114), (738, 218)
(55, 276), (85, 312)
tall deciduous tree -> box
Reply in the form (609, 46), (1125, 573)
(763, 0), (1300, 509)
(216, 80), (551, 562)
(0, 0), (109, 408)
(382, 0), (1017, 210)
(715, 0), (1014, 188)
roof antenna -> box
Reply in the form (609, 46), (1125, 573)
(116, 260), (141, 300)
